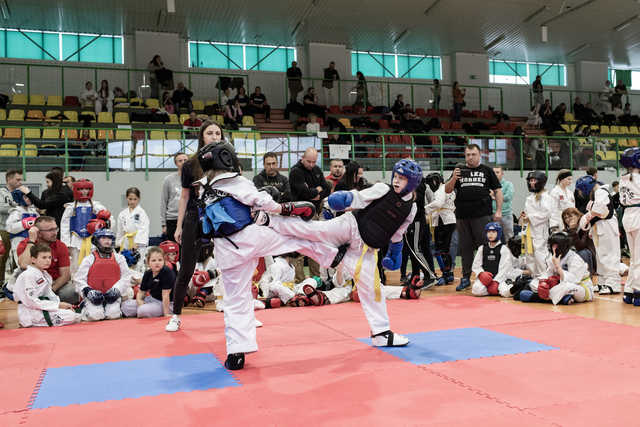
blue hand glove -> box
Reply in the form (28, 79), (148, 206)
(328, 191), (353, 211)
(322, 208), (335, 220)
(382, 241), (403, 270)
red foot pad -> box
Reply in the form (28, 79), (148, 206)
(263, 297), (282, 309)
(401, 285), (421, 299)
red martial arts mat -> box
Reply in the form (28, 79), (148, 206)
(0, 295), (638, 426)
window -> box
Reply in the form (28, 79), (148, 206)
(489, 60), (566, 86)
(0, 28), (123, 64)
(188, 41), (296, 72)
(351, 51), (441, 79)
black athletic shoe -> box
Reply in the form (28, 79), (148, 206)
(225, 353), (245, 370)
(331, 244), (349, 268)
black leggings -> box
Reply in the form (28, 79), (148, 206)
(172, 209), (202, 315)
(404, 217), (435, 279)
(434, 223), (456, 271)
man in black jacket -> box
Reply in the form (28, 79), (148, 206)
(289, 147), (331, 281)
(172, 82), (194, 112)
(253, 152), (291, 202)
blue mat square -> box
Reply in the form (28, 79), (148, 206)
(359, 328), (556, 365)
(32, 353), (239, 409)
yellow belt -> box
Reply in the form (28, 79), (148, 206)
(282, 281), (294, 290)
(78, 236), (92, 265)
(523, 222), (534, 255)
(578, 275), (592, 300)
(353, 244), (381, 302)
(120, 231), (137, 249)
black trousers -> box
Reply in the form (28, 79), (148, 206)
(434, 223), (456, 272)
(165, 219), (177, 243)
(404, 217), (435, 279)
(172, 210), (202, 315)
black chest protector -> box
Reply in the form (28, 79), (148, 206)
(355, 185), (413, 249)
(482, 242), (502, 276)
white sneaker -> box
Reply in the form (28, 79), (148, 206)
(255, 319), (263, 328)
(371, 330), (409, 347)
(165, 314), (181, 332)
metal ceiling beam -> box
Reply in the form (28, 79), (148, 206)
(541, 0), (598, 26)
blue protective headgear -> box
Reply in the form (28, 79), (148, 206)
(11, 189), (27, 207)
(484, 222), (503, 242)
(91, 229), (116, 255)
(391, 159), (423, 196)
(575, 175), (602, 199)
(621, 147), (640, 169)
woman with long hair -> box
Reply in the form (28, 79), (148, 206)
(335, 161), (362, 192)
(95, 80), (113, 115)
(17, 171), (72, 230)
(166, 120), (225, 332)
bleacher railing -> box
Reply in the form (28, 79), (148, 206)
(0, 61), (250, 104)
(0, 124), (629, 179)
(529, 88), (637, 113)
(285, 77), (504, 113)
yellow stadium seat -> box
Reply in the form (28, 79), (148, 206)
(114, 112), (130, 124)
(47, 95), (62, 106)
(564, 112), (575, 122)
(8, 109), (25, 121)
(146, 98), (160, 109)
(115, 129), (132, 140)
(25, 110), (44, 120)
(338, 118), (352, 128)
(630, 126), (639, 134)
(45, 110), (61, 121)
(561, 124), (575, 133)
(21, 144), (38, 157)
(166, 131), (182, 140)
(3, 128), (21, 139)
(98, 112), (113, 123)
(0, 144), (18, 156)
(179, 114), (190, 124)
(63, 111), (79, 122)
(42, 128), (60, 139)
(600, 125), (610, 134)
(0, 110), (5, 120)
(29, 94), (45, 106)
(98, 129), (115, 140)
(113, 97), (128, 106)
(129, 98), (143, 108)
(168, 114), (179, 124)
(24, 128), (41, 139)
(39, 144), (57, 155)
(232, 131), (260, 140)
(192, 100), (204, 111)
(242, 116), (255, 127)
(12, 94), (27, 105)
(212, 115), (224, 125)
(149, 130), (165, 140)
(205, 100), (218, 107)
(62, 129), (79, 139)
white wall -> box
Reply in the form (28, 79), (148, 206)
(576, 61), (608, 92)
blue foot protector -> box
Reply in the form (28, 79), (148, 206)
(359, 327), (556, 365)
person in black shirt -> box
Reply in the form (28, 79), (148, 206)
(322, 61), (340, 105)
(287, 61), (303, 103)
(234, 87), (250, 115)
(445, 144), (503, 291)
(249, 86), (271, 122)
(172, 82), (194, 113)
(18, 172), (72, 230)
(303, 87), (327, 121)
(253, 152), (291, 202)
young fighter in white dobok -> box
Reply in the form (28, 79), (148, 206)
(619, 148), (640, 305)
(14, 243), (80, 327)
(424, 172), (457, 286)
(577, 176), (621, 294)
(259, 158), (424, 348)
(532, 232), (594, 305)
(549, 170), (575, 231)
(116, 187), (150, 273)
(194, 142), (340, 370)
(520, 171), (553, 277)
(5, 189), (39, 266)
(471, 222), (516, 297)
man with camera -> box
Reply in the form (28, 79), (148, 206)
(445, 144), (503, 291)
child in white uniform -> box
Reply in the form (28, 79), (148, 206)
(577, 176), (621, 294)
(549, 170), (575, 231)
(619, 148), (640, 304)
(471, 222), (516, 297)
(424, 172), (457, 286)
(5, 189), (39, 267)
(14, 243), (80, 327)
(116, 187), (149, 273)
(520, 171), (553, 277)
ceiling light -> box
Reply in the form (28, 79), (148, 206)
(567, 43), (590, 57)
(484, 34), (505, 51)
(541, 25), (548, 43)
(167, 0), (175, 13)
(614, 15), (639, 32)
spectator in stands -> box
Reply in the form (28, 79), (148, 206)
(162, 91), (175, 114)
(17, 216), (76, 304)
(0, 169), (22, 281)
(113, 87), (126, 99)
(62, 176), (75, 190)
(624, 102), (632, 116)
(224, 99), (243, 129)
(613, 103), (624, 118)
(354, 71), (368, 109)
(325, 158), (345, 191)
(17, 172), (72, 229)
(322, 61), (340, 106)
(249, 86), (271, 122)
(95, 80), (113, 115)
(431, 79), (441, 111)
(235, 87), (251, 115)
(253, 152), (292, 202)
(445, 144), (502, 291)
(573, 97), (585, 121)
(172, 82), (194, 112)
(303, 88), (327, 121)
(148, 55), (165, 99)
(532, 75), (544, 109)
(581, 102), (599, 125)
(391, 94), (406, 118)
(335, 161), (366, 192)
(613, 80), (628, 109)
(492, 166), (514, 241)
(287, 61), (303, 103)
(539, 99), (552, 122)
(599, 80), (613, 113)
(289, 147), (331, 282)
(220, 88), (232, 107)
(452, 81), (465, 122)
(183, 111), (202, 128)
(79, 81), (98, 109)
(526, 105), (542, 128)
(306, 113), (320, 134)
(161, 152), (189, 242)
(548, 102), (566, 132)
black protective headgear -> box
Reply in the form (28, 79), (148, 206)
(548, 232), (572, 259)
(198, 239), (214, 263)
(507, 235), (522, 258)
(526, 170), (547, 193)
(198, 142), (239, 173)
(424, 172), (443, 193)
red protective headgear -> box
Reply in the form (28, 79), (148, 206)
(73, 179), (94, 202)
(159, 240), (180, 260)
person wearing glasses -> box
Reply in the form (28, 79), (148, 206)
(15, 216), (76, 304)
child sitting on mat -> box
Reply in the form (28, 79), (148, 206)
(471, 222), (517, 297)
(14, 243), (80, 327)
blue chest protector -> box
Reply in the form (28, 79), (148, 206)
(69, 206), (96, 238)
(10, 212), (37, 239)
(201, 195), (252, 238)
